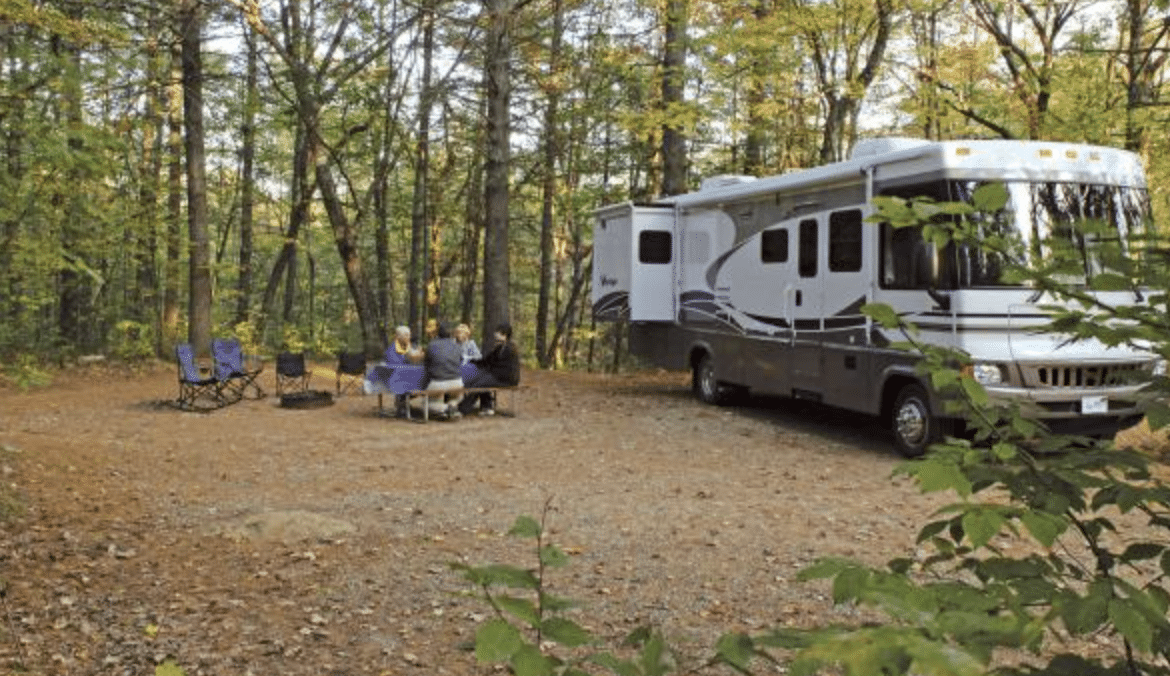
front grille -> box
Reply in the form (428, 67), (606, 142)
(1024, 363), (1146, 389)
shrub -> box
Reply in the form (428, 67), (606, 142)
(108, 320), (155, 361)
(452, 503), (680, 676)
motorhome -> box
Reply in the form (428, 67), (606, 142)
(591, 138), (1159, 456)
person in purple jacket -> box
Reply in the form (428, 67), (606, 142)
(385, 325), (421, 366)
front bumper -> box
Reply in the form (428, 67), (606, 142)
(982, 383), (1151, 435)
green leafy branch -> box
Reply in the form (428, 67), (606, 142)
(451, 499), (679, 676)
(714, 185), (1170, 675)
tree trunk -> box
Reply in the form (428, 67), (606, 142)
(162, 41), (183, 353)
(317, 160), (382, 355)
(181, 0), (212, 356)
(235, 17), (258, 326)
(55, 20), (89, 352)
(482, 0), (513, 346)
(408, 0), (435, 338)
(461, 110), (484, 327)
(744, 0), (771, 175)
(535, 0), (564, 367)
(1122, 0), (1168, 153)
(136, 3), (163, 341)
(258, 123), (312, 341)
(660, 0), (688, 196)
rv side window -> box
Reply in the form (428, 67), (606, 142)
(799, 219), (817, 277)
(829, 210), (863, 272)
(761, 229), (788, 263)
(638, 230), (672, 264)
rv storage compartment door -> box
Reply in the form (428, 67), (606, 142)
(593, 205), (676, 322)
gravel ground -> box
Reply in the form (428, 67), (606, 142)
(0, 362), (1161, 674)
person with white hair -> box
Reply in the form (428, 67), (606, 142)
(384, 325), (421, 365)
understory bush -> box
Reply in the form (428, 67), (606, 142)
(1, 354), (52, 391)
(108, 320), (155, 361)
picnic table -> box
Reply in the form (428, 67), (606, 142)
(363, 362), (522, 420)
(363, 362), (480, 396)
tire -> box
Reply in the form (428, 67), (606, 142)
(693, 354), (729, 406)
(890, 383), (942, 458)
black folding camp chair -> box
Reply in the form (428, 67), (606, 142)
(275, 351), (312, 396)
(174, 343), (235, 411)
(212, 337), (265, 400)
(336, 351), (366, 395)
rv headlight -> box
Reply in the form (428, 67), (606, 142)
(1153, 359), (1168, 377)
(965, 362), (1005, 385)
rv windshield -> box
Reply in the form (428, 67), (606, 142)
(880, 180), (1152, 290)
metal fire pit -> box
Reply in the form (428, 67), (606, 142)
(279, 390), (334, 409)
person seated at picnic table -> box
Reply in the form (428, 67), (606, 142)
(454, 323), (481, 364)
(459, 322), (520, 416)
(413, 321), (464, 420)
(385, 325), (422, 366)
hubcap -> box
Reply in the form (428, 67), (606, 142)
(896, 399), (928, 446)
(701, 365), (716, 397)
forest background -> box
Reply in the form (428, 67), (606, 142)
(1, 0), (1168, 375)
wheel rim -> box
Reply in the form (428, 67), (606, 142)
(700, 361), (716, 399)
(895, 397), (928, 447)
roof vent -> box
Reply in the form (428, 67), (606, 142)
(850, 137), (933, 160)
(699, 175), (757, 191)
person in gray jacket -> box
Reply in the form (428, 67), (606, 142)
(417, 322), (464, 419)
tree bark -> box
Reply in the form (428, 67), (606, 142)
(743, 0), (771, 175)
(136, 4), (163, 341)
(660, 0), (688, 196)
(317, 160), (382, 355)
(258, 122), (311, 341)
(55, 10), (90, 352)
(162, 41), (183, 353)
(409, 0), (435, 337)
(235, 16), (258, 326)
(535, 0), (564, 367)
(181, 0), (212, 356)
(482, 0), (513, 346)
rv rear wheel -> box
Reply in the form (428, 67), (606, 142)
(694, 355), (729, 405)
(891, 383), (940, 458)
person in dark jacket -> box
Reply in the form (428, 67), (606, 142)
(417, 322), (464, 419)
(460, 323), (520, 415)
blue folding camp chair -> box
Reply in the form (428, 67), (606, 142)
(212, 338), (266, 400)
(174, 343), (235, 411)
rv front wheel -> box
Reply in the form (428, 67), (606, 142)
(694, 355), (728, 405)
(891, 384), (940, 458)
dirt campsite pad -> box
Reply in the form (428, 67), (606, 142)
(0, 362), (1161, 674)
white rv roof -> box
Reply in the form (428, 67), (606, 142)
(655, 139), (1147, 210)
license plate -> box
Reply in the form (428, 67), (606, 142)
(1082, 395), (1108, 414)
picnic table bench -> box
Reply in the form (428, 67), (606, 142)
(402, 384), (524, 422)
(364, 362), (524, 421)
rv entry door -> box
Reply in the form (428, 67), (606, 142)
(629, 208), (677, 322)
(788, 217), (824, 398)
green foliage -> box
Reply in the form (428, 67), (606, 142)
(231, 322), (263, 357)
(452, 506), (680, 676)
(1, 354), (52, 391)
(718, 187), (1170, 675)
(108, 320), (155, 361)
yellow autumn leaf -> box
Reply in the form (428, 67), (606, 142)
(155, 659), (186, 676)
